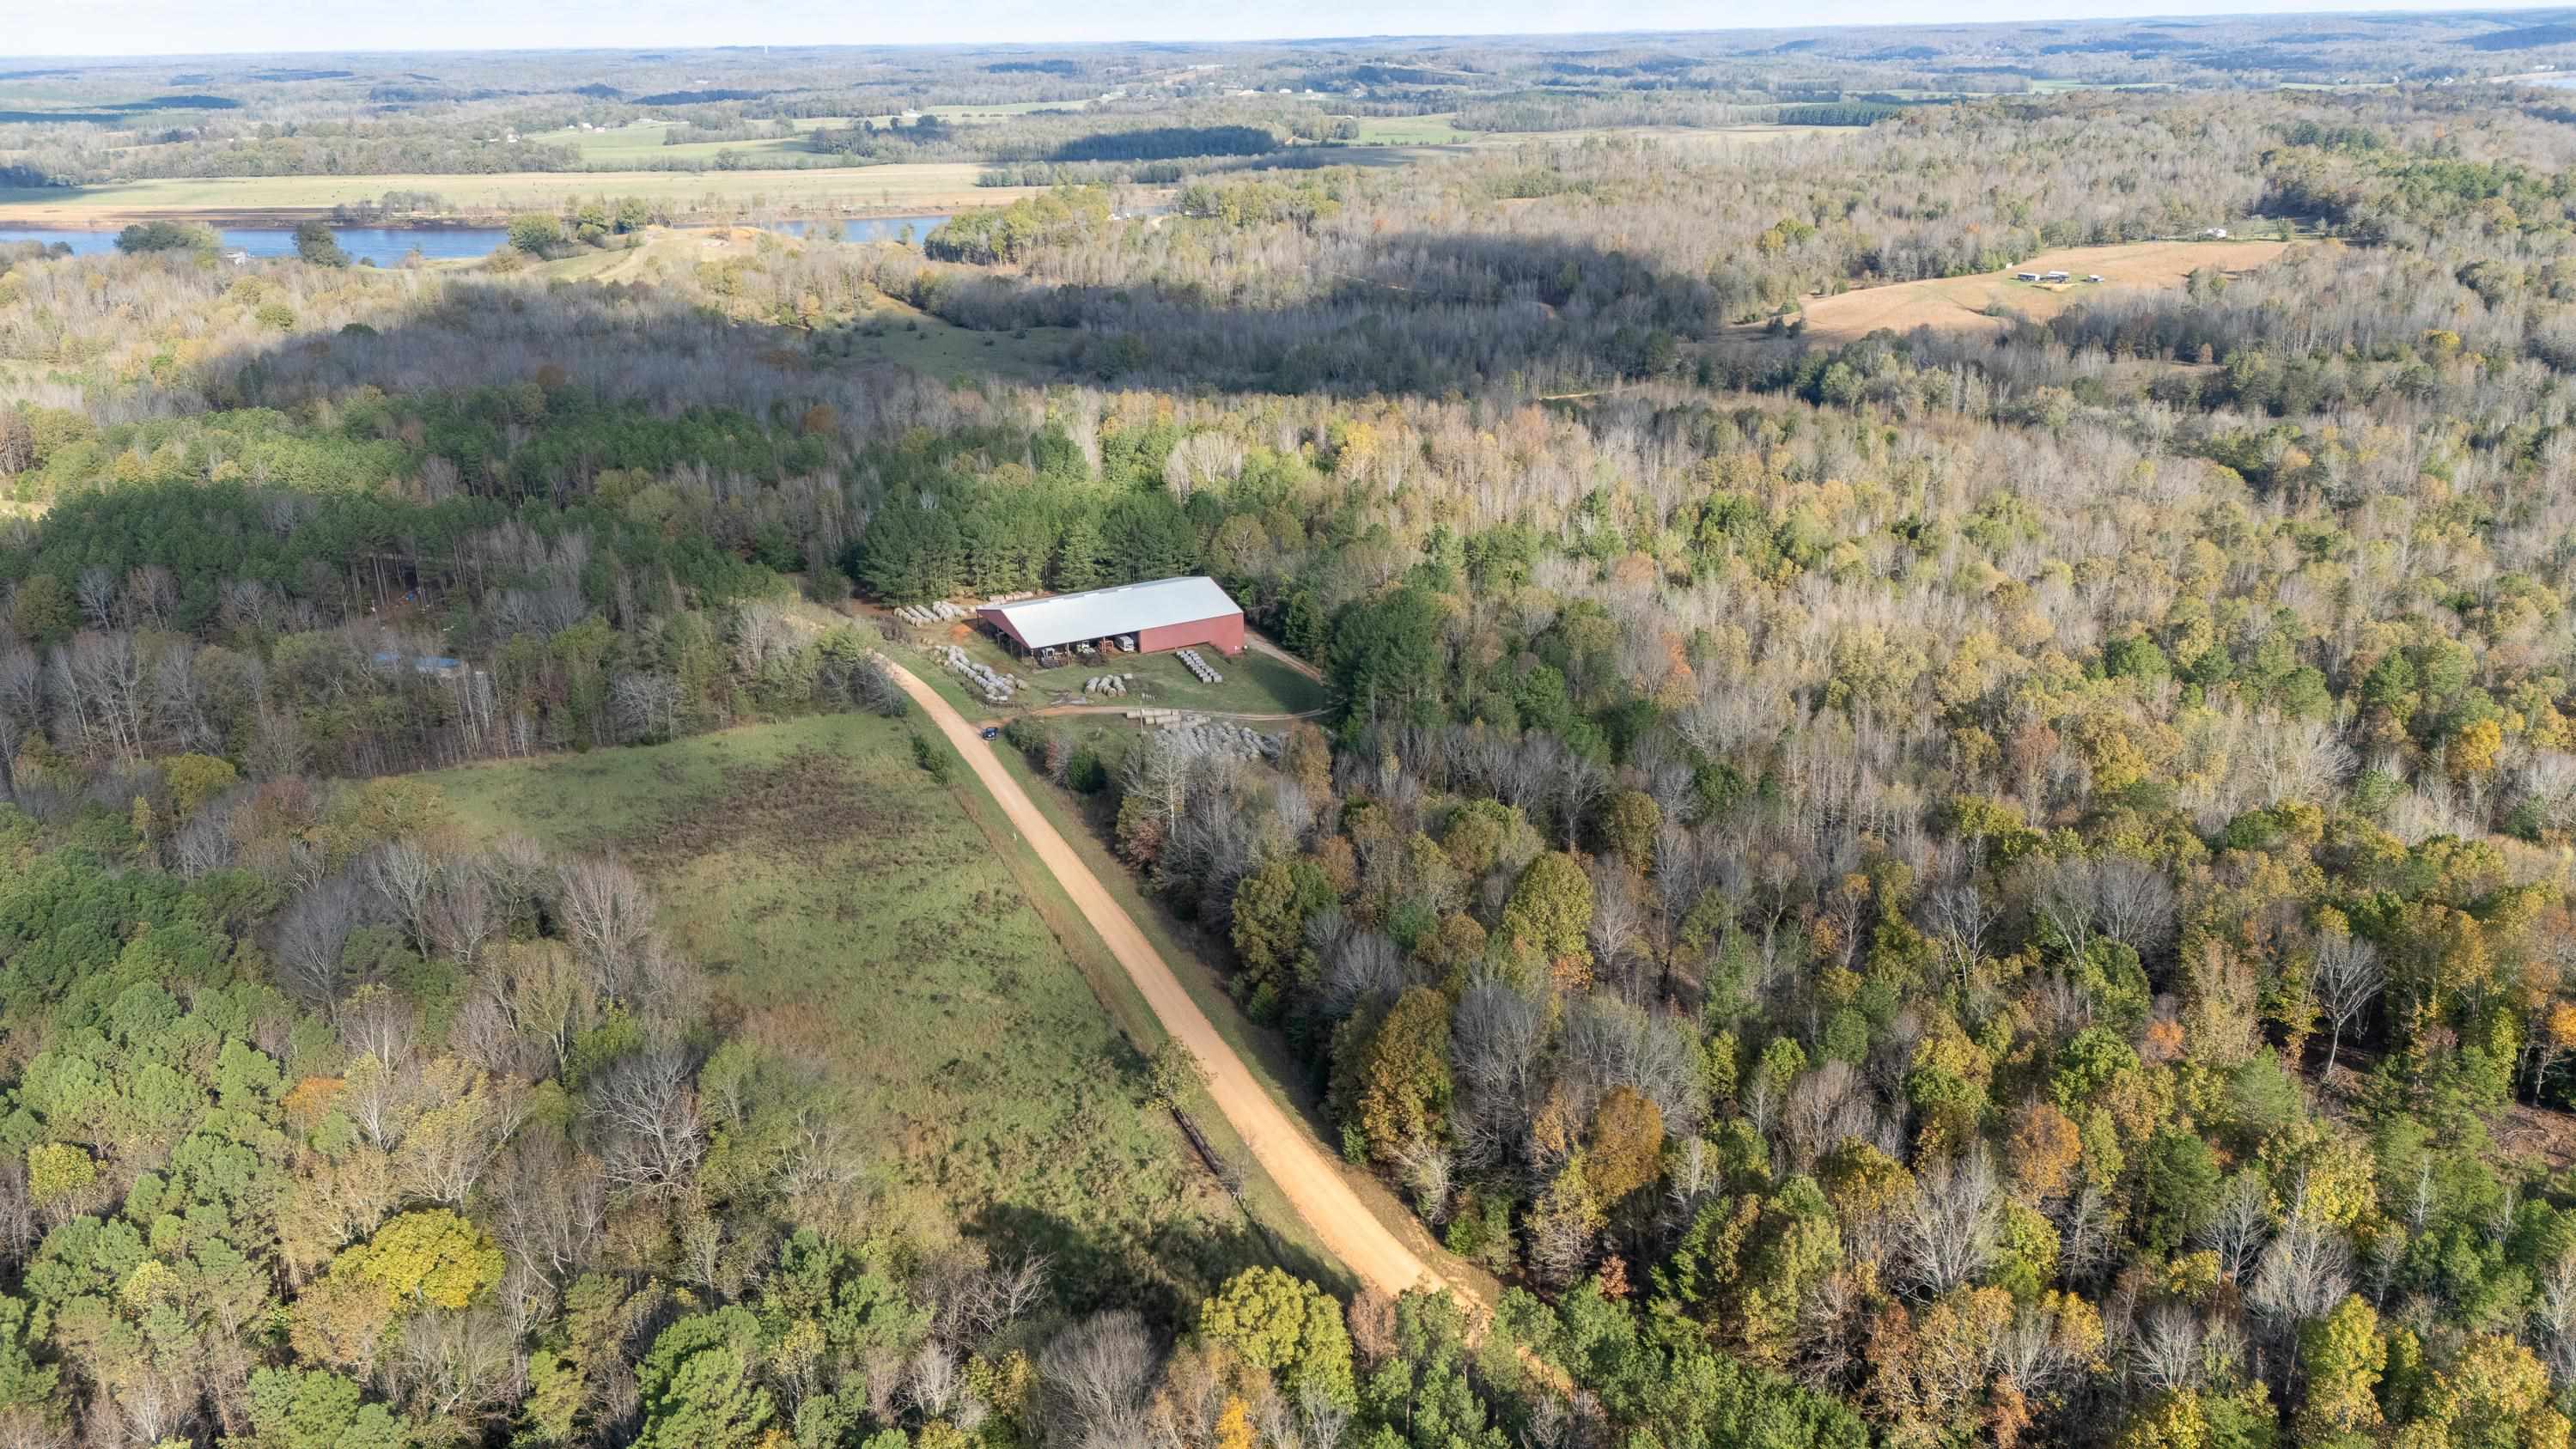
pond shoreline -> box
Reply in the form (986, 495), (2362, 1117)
(0, 202), (968, 229)
(1, 215), (953, 267)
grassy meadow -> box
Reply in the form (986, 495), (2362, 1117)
(422, 710), (1318, 1312)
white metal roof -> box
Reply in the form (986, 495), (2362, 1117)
(979, 575), (1240, 650)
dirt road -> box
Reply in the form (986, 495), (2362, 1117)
(880, 658), (1442, 1300)
(1245, 632), (1327, 684)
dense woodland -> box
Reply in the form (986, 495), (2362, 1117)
(14, 63), (2576, 1449)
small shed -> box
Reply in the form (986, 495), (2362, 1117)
(977, 575), (1245, 659)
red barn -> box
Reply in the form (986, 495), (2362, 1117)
(977, 575), (1245, 659)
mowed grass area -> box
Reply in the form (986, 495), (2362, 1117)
(0, 163), (1035, 224)
(1342, 113), (1475, 144)
(883, 615), (1329, 718)
(421, 711), (1305, 1312)
(1777, 237), (2298, 344)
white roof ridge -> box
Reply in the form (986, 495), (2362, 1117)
(977, 575), (1240, 650)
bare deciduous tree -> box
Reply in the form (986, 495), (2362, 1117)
(2311, 928), (2382, 1078)
(607, 671), (682, 744)
(365, 840), (440, 955)
(57, 630), (148, 764)
(2247, 1204), (2351, 1328)
(425, 858), (499, 966)
(585, 1047), (705, 1200)
(555, 856), (655, 1006)
(486, 1128), (606, 1288)
(389, 1308), (516, 1427)
(74, 567), (115, 631)
(923, 1250), (1051, 1349)
(1452, 973), (1548, 1173)
(274, 874), (368, 1010)
(2128, 1304), (2206, 1395)
(1038, 1312), (1160, 1449)
(1901, 1147), (2000, 1298)
(2198, 1173), (2272, 1283)
(1924, 882), (1998, 999)
(905, 1342), (963, 1421)
(2535, 1253), (2576, 1391)
(1586, 858), (1647, 996)
(1783, 1060), (1879, 1172)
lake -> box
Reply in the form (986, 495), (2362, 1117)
(0, 214), (952, 266)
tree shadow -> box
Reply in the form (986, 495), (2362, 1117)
(178, 222), (1726, 417)
(966, 1202), (1348, 1336)
(901, 228), (1721, 396)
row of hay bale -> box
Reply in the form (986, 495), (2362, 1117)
(983, 591), (1039, 605)
(894, 600), (970, 625)
(1175, 648), (1224, 685)
(1126, 710), (1279, 760)
(935, 643), (1022, 705)
(1083, 674), (1131, 697)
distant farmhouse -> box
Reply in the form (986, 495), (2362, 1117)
(977, 575), (1245, 667)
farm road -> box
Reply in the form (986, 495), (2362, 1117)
(880, 658), (1448, 1301)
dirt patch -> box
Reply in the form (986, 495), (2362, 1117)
(1775, 239), (2296, 346)
(627, 747), (923, 871)
(2497, 1099), (2576, 1173)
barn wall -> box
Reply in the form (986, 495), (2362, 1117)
(973, 607), (1031, 650)
(1136, 612), (1245, 655)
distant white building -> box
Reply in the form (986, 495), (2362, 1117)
(2200, 226), (2229, 239)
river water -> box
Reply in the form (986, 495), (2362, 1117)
(0, 214), (951, 266)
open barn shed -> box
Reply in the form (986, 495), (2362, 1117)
(977, 575), (1245, 661)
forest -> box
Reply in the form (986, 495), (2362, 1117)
(13, 43), (2576, 1449)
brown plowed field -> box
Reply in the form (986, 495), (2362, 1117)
(1781, 239), (2295, 344)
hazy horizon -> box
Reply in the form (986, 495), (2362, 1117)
(17, 0), (2573, 60)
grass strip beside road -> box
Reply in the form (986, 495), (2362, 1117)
(883, 658), (1467, 1303)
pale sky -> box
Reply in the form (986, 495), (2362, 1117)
(13, 0), (2564, 58)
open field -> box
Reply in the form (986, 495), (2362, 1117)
(808, 295), (1079, 385)
(1778, 237), (2296, 344)
(1343, 113), (1476, 144)
(0, 119), (1829, 228)
(422, 711), (1309, 1311)
(0, 162), (1036, 225)
(528, 119), (852, 167)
